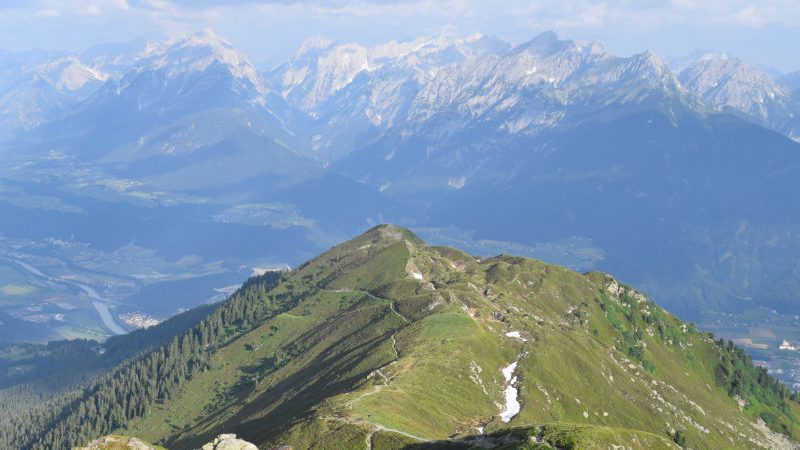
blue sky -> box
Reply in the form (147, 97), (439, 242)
(1, 0), (798, 72)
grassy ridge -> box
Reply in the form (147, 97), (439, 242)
(116, 225), (800, 449)
(10, 225), (799, 449)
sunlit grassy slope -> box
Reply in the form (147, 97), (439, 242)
(119, 225), (799, 449)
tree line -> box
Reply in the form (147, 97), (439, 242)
(0, 270), (287, 450)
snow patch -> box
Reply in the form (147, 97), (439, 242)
(499, 361), (521, 422)
(502, 361), (517, 381)
(411, 271), (423, 280)
(505, 331), (527, 342)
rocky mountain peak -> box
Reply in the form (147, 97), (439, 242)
(294, 36), (337, 60)
(512, 30), (561, 54)
(679, 52), (791, 121)
(134, 29), (262, 90)
(34, 56), (108, 92)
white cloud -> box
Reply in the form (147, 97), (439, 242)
(496, 0), (800, 30)
(12, 0), (800, 30)
(86, 4), (103, 16)
(0, 0), (798, 72)
(33, 8), (60, 17)
(25, 0), (134, 18)
(111, 0), (130, 11)
(730, 5), (767, 27)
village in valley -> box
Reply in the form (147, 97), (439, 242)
(704, 308), (800, 391)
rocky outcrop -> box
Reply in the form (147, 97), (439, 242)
(201, 434), (259, 450)
(75, 435), (157, 450)
(75, 434), (282, 450)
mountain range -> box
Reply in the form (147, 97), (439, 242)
(5, 30), (799, 158)
(0, 29), (799, 346)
